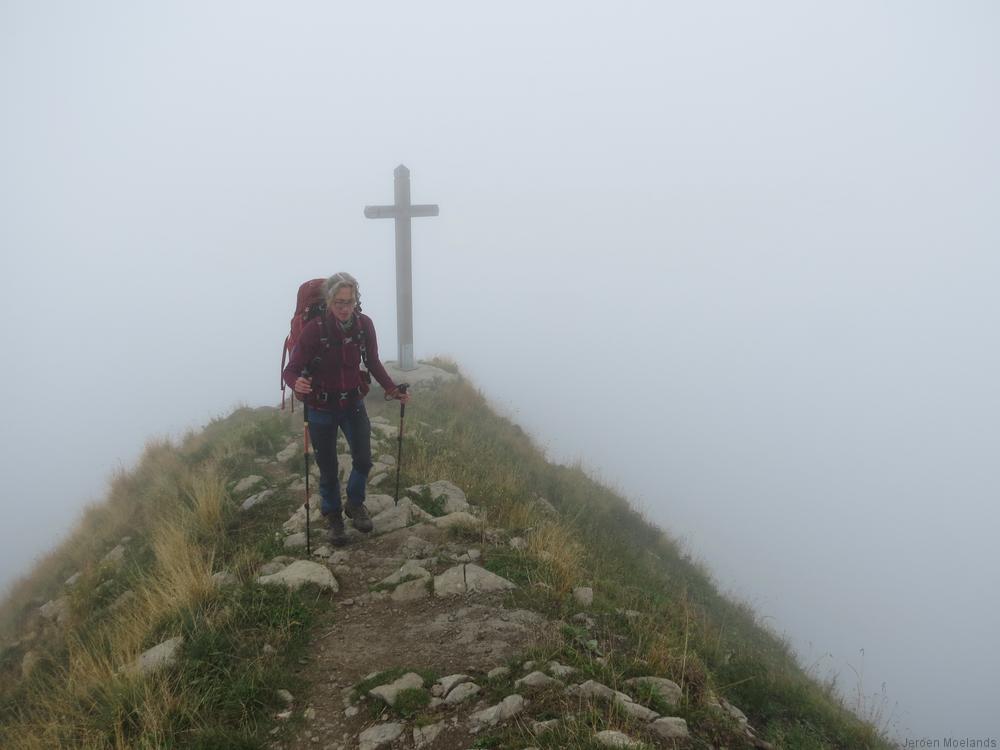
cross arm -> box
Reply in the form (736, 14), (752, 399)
(364, 204), (440, 219)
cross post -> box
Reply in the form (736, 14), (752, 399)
(364, 164), (439, 371)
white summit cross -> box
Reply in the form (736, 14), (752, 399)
(364, 164), (439, 371)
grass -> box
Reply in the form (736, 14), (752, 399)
(392, 687), (431, 718)
(0, 369), (894, 749)
(363, 368), (894, 749)
(0, 406), (328, 749)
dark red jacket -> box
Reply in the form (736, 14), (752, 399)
(282, 311), (397, 410)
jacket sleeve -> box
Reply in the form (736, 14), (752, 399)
(362, 315), (398, 394)
(282, 320), (321, 390)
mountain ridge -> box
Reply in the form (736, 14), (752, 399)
(0, 359), (893, 749)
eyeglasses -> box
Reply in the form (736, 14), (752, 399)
(331, 299), (356, 309)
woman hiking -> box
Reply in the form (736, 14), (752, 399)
(282, 272), (411, 546)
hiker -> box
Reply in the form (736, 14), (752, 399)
(282, 272), (411, 546)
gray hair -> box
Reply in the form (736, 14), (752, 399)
(324, 272), (362, 312)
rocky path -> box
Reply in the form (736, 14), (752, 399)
(222, 406), (775, 750)
(275, 523), (556, 750)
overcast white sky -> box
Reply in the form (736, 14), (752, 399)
(2, 2), (998, 743)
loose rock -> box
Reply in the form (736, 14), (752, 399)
(233, 475), (265, 494)
(625, 676), (682, 707)
(433, 563), (517, 596)
(369, 672), (424, 706)
(406, 480), (471, 514)
(438, 673), (472, 694)
(650, 717), (690, 739)
(257, 560), (338, 592)
(413, 721), (444, 748)
(241, 489), (276, 511)
(445, 681), (480, 704)
(130, 636), (184, 675)
(391, 578), (430, 602)
(358, 722), (403, 750)
(595, 730), (643, 748)
(515, 671), (562, 689)
(469, 693), (525, 729)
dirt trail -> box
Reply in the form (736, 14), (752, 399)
(276, 522), (556, 750)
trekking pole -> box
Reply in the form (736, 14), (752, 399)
(393, 384), (411, 506)
(303, 403), (312, 556)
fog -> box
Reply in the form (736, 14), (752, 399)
(2, 2), (998, 743)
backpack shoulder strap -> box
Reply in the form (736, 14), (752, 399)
(355, 313), (372, 370)
(304, 315), (332, 376)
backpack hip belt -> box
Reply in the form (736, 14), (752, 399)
(312, 386), (364, 407)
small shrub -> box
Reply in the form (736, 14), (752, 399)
(405, 486), (447, 517)
(393, 687), (430, 718)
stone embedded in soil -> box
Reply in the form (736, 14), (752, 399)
(391, 578), (430, 602)
(401, 535), (436, 558)
(438, 673), (472, 694)
(258, 560), (287, 576)
(650, 716), (690, 739)
(413, 721), (445, 747)
(130, 636), (183, 675)
(514, 671), (563, 690)
(368, 672), (424, 706)
(380, 560), (431, 587)
(434, 564), (516, 596)
(625, 676), (682, 707)
(715, 696), (749, 726)
(281, 494), (321, 532)
(276, 441), (299, 462)
(365, 494), (395, 516)
(241, 489), (275, 511)
(468, 693), (525, 729)
(39, 596), (71, 624)
(256, 560), (338, 592)
(444, 681), (481, 704)
(547, 661), (577, 678)
(233, 475), (265, 494)
(566, 679), (633, 704)
(406, 479), (471, 514)
(595, 730), (644, 748)
(429, 511), (479, 530)
(101, 545), (127, 567)
(616, 695), (660, 721)
(372, 498), (432, 535)
(358, 722), (404, 750)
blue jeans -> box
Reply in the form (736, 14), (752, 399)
(307, 401), (372, 516)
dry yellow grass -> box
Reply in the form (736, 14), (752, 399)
(0, 438), (187, 642)
(491, 497), (536, 529)
(526, 520), (585, 593)
(1, 473), (219, 749)
(181, 462), (229, 534)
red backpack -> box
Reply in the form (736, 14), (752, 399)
(280, 278), (373, 409)
(281, 279), (327, 410)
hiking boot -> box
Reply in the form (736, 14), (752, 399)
(326, 512), (348, 547)
(344, 502), (373, 533)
